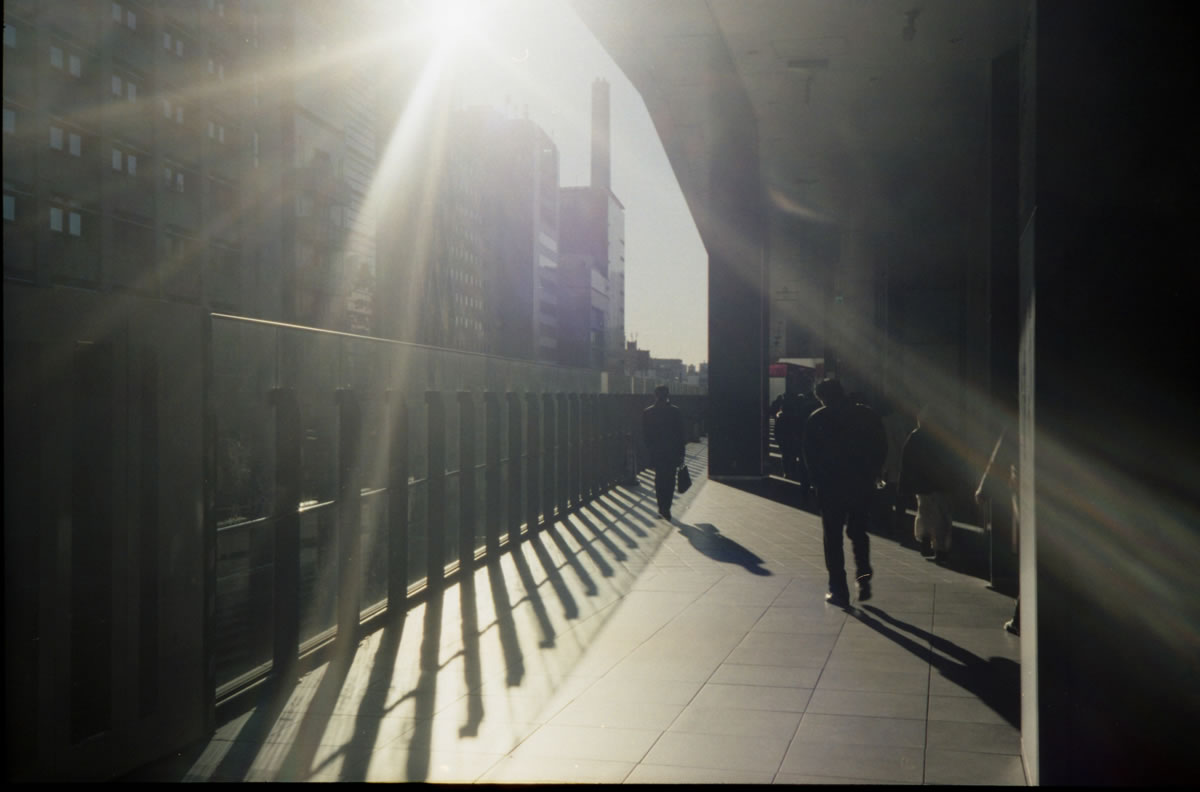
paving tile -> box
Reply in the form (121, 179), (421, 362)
(779, 741), (924, 783)
(924, 748), (1027, 785)
(928, 695), (1013, 726)
(926, 719), (1021, 755)
(690, 683), (813, 713)
(508, 723), (660, 763)
(626, 763), (776, 784)
(549, 697), (685, 730)
(774, 772), (906, 784)
(792, 713), (926, 748)
(724, 642), (833, 668)
(668, 705), (803, 738)
(805, 689), (929, 720)
(825, 648), (932, 674)
(815, 666), (930, 695)
(709, 662), (822, 689)
(642, 731), (792, 773)
(479, 754), (634, 783)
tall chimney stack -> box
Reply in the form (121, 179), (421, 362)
(590, 78), (611, 193)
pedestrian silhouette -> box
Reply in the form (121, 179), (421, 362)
(802, 378), (888, 606)
(642, 385), (686, 521)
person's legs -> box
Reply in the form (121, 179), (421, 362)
(820, 495), (850, 601)
(654, 465), (676, 517)
(931, 491), (954, 557)
(846, 499), (873, 582)
(914, 494), (934, 555)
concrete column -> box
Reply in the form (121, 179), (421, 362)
(1018, 3), (1196, 783)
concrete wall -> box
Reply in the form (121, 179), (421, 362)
(1019, 2), (1199, 783)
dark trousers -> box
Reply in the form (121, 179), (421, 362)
(653, 465), (677, 516)
(819, 490), (873, 596)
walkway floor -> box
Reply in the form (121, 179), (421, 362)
(127, 439), (1025, 784)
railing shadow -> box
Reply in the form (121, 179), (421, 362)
(857, 604), (1020, 728)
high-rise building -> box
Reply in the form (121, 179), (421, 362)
(2, 0), (382, 334)
(480, 112), (561, 363)
(558, 78), (624, 370)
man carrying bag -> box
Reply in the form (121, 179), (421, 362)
(643, 385), (687, 520)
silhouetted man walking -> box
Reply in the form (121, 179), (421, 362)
(643, 385), (687, 520)
(803, 378), (888, 606)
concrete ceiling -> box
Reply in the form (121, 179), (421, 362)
(570, 0), (1020, 243)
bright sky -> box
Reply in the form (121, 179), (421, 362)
(450, 0), (709, 369)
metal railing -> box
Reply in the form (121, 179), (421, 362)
(209, 315), (706, 699)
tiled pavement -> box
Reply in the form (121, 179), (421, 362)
(127, 439), (1026, 784)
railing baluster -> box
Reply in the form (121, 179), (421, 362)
(556, 393), (568, 518)
(270, 386), (301, 686)
(336, 388), (363, 644)
(506, 392), (522, 545)
(426, 391), (446, 590)
(526, 392), (540, 534)
(386, 390), (408, 617)
(484, 392), (501, 557)
(542, 392), (555, 524)
(568, 393), (580, 509)
(458, 391), (476, 571)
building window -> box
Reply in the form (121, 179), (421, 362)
(49, 125), (63, 150)
(112, 3), (122, 22)
(50, 45), (63, 69)
(127, 154), (137, 175)
(163, 32), (171, 50)
(112, 148), (122, 170)
(127, 81), (136, 101)
(68, 132), (81, 156)
(175, 105), (183, 124)
(69, 211), (81, 236)
(163, 165), (172, 185)
(175, 39), (183, 57)
(2, 107), (13, 136)
(3, 194), (14, 221)
(50, 206), (63, 231)
(127, 10), (136, 29)
(176, 172), (184, 192)
(69, 54), (81, 77)
(112, 75), (123, 95)
(4, 24), (15, 48)
(162, 98), (171, 118)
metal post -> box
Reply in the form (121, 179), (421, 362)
(270, 387), (301, 686)
(336, 388), (363, 643)
(567, 393), (580, 509)
(556, 393), (568, 517)
(458, 391), (476, 571)
(385, 390), (408, 616)
(506, 392), (522, 545)
(542, 392), (556, 524)
(526, 392), (540, 533)
(484, 392), (501, 557)
(425, 391), (446, 590)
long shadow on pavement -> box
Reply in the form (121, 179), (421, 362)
(678, 522), (773, 576)
(857, 604), (1020, 728)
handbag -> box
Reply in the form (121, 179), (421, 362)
(676, 464), (692, 494)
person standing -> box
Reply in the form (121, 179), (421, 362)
(898, 404), (957, 563)
(642, 385), (687, 521)
(802, 378), (888, 606)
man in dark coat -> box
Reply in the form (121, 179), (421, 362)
(802, 378), (888, 606)
(643, 385), (687, 520)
